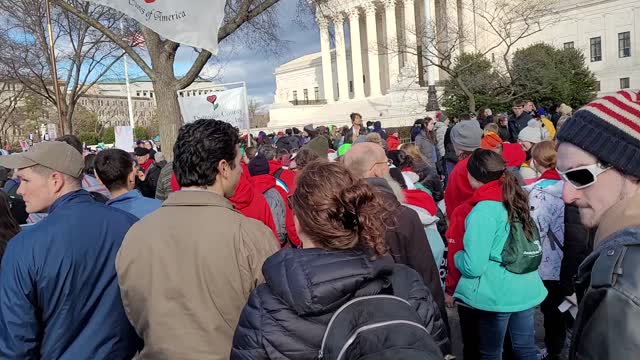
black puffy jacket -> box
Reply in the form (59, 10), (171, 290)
(231, 248), (450, 359)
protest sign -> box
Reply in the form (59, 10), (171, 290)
(115, 126), (135, 152)
(178, 87), (249, 129)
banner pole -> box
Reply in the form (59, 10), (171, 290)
(120, 20), (135, 129)
(45, 0), (65, 135)
(242, 81), (251, 147)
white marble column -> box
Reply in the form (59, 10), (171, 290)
(334, 14), (350, 101)
(318, 16), (334, 103)
(365, 3), (382, 97)
(403, 0), (419, 80)
(349, 8), (365, 99)
(423, 0), (436, 86)
(385, 0), (400, 89)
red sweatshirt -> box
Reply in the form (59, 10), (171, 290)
(251, 174), (301, 248)
(268, 160), (297, 194)
(229, 167), (279, 241)
(444, 157), (474, 220)
(502, 142), (526, 168)
(445, 180), (503, 295)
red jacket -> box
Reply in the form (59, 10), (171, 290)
(445, 180), (503, 295)
(502, 142), (526, 168)
(444, 157), (474, 220)
(251, 174), (301, 248)
(387, 135), (401, 151)
(268, 160), (297, 194)
(229, 167), (279, 241)
(403, 189), (437, 216)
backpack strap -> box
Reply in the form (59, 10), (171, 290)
(273, 167), (284, 179)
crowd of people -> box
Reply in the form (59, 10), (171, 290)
(0, 90), (638, 360)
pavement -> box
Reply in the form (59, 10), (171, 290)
(447, 307), (570, 360)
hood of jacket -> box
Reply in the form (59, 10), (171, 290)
(404, 203), (439, 226)
(594, 187), (640, 245)
(403, 188), (437, 216)
(268, 160), (282, 175)
(502, 142), (526, 167)
(263, 248), (395, 316)
(229, 170), (255, 210)
(251, 174), (276, 194)
(524, 178), (563, 199)
(470, 179), (503, 205)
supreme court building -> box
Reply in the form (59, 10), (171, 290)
(268, 0), (640, 128)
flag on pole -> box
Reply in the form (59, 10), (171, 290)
(88, 0), (226, 54)
(125, 32), (146, 49)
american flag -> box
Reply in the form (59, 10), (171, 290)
(125, 32), (145, 49)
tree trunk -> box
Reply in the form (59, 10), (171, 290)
(154, 80), (182, 161)
(454, 75), (476, 113)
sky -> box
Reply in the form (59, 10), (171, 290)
(119, 0), (320, 107)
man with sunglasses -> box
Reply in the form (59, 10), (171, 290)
(556, 90), (640, 359)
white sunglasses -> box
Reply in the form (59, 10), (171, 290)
(558, 163), (612, 190)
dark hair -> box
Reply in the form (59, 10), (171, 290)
(290, 161), (387, 256)
(350, 113), (362, 122)
(514, 100), (526, 107)
(459, 114), (471, 121)
(387, 150), (413, 169)
(56, 134), (83, 154)
(94, 149), (134, 192)
(0, 191), (20, 259)
(173, 119), (239, 188)
(258, 144), (277, 160)
(285, 128), (293, 136)
(467, 149), (535, 238)
(245, 146), (257, 160)
(84, 153), (96, 176)
(294, 148), (321, 170)
(292, 127), (301, 135)
(477, 107), (487, 121)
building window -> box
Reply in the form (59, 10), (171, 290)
(292, 90), (297, 101)
(619, 32), (631, 58)
(620, 77), (630, 89)
(314, 87), (319, 100)
(303, 89), (308, 101)
(590, 37), (602, 62)
(595, 81), (601, 92)
(564, 41), (574, 50)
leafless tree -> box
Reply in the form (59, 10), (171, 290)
(0, 80), (26, 146)
(381, 0), (557, 112)
(0, 0), (125, 135)
(55, 0), (300, 160)
(248, 98), (270, 128)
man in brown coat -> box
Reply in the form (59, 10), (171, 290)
(343, 142), (449, 347)
(116, 119), (279, 360)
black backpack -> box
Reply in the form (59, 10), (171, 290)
(318, 275), (443, 360)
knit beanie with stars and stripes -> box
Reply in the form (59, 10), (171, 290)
(556, 90), (640, 178)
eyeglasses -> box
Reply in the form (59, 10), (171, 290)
(558, 163), (612, 190)
(369, 159), (393, 171)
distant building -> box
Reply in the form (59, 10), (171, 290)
(80, 76), (223, 126)
(269, 0), (639, 128)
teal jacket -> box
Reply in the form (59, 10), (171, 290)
(454, 201), (547, 312)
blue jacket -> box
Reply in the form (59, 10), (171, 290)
(0, 190), (142, 359)
(107, 189), (161, 219)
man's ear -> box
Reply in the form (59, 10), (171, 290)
(50, 171), (66, 193)
(218, 159), (229, 179)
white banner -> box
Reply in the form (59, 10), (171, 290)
(88, 0), (226, 54)
(115, 126), (135, 152)
(179, 87), (249, 129)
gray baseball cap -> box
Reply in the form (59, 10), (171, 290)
(0, 141), (84, 178)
